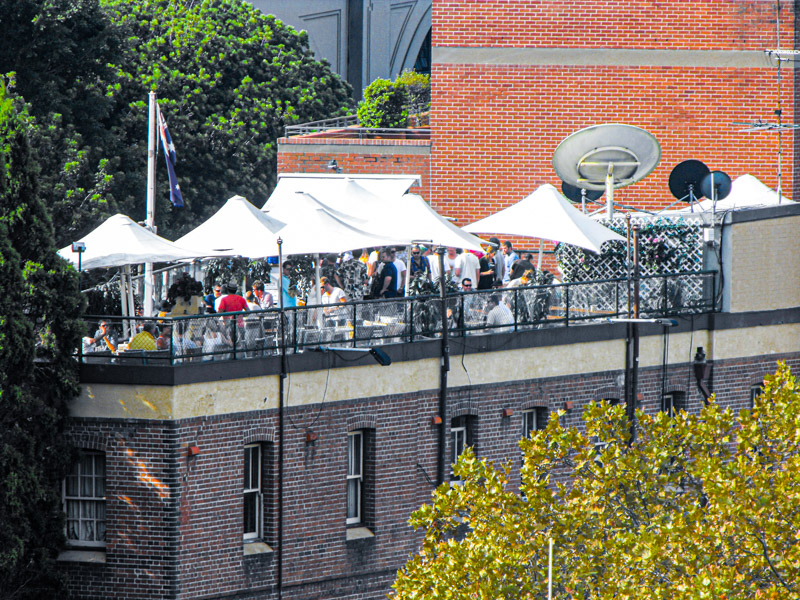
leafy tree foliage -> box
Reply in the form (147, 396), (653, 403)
(1, 0), (352, 244)
(98, 0), (353, 240)
(357, 77), (409, 129)
(0, 0), (120, 246)
(0, 82), (85, 600)
(394, 363), (800, 600)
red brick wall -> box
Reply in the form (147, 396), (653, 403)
(278, 139), (431, 201)
(432, 0), (791, 49)
(60, 350), (795, 600)
(430, 0), (798, 255)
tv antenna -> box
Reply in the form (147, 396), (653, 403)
(553, 124), (661, 218)
(732, 2), (797, 201)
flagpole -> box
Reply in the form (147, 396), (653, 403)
(144, 91), (157, 316)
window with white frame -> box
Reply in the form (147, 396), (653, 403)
(347, 431), (363, 524)
(243, 444), (262, 540)
(522, 407), (548, 439)
(63, 451), (106, 547)
(662, 392), (685, 418)
(750, 384), (764, 408)
(450, 416), (474, 481)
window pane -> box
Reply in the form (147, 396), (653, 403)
(94, 455), (105, 496)
(243, 491), (258, 535)
(348, 434), (362, 477)
(66, 475), (79, 497)
(81, 475), (93, 497)
(97, 519), (107, 542)
(250, 447), (260, 489)
(82, 520), (95, 542)
(347, 478), (360, 521)
(81, 500), (95, 519)
(67, 520), (79, 540)
(67, 500), (80, 519)
(244, 449), (252, 489)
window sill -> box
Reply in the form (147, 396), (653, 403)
(57, 549), (107, 564)
(346, 526), (374, 541)
(243, 541), (273, 555)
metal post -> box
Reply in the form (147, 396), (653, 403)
(547, 538), (553, 600)
(144, 92), (157, 316)
(436, 247), (449, 486)
(276, 238), (286, 600)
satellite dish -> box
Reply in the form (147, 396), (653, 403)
(561, 181), (603, 203)
(553, 124), (661, 191)
(700, 170), (732, 201)
(668, 160), (710, 202)
(553, 124), (661, 217)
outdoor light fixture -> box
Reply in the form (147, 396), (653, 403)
(327, 159), (342, 173)
(312, 346), (391, 366)
(693, 346), (712, 403)
(71, 241), (87, 276)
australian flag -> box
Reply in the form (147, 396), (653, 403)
(157, 106), (184, 207)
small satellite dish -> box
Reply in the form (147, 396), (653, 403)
(700, 170), (732, 201)
(668, 160), (710, 202)
(553, 124), (661, 217)
(561, 182), (603, 204)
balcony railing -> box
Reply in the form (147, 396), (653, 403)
(283, 115), (430, 140)
(78, 271), (716, 366)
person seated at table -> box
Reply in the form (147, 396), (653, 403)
(83, 320), (118, 353)
(172, 324), (198, 362)
(156, 325), (172, 350)
(485, 293), (514, 332)
(245, 290), (261, 311)
(320, 276), (346, 305)
(506, 269), (535, 288)
(251, 280), (274, 309)
(128, 322), (158, 351)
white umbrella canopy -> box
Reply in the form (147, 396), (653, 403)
(57, 213), (200, 270)
(264, 192), (406, 256)
(175, 195), (286, 258)
(273, 173), (418, 201)
(463, 184), (625, 253)
(264, 178), (487, 251)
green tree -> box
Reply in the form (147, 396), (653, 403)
(357, 77), (408, 129)
(0, 0), (121, 246)
(0, 82), (85, 600)
(393, 363), (800, 600)
(99, 0), (353, 240)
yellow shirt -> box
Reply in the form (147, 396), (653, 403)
(128, 331), (157, 351)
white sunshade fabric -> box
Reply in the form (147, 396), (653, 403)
(263, 191), (406, 256)
(463, 183), (626, 253)
(175, 195), (286, 258)
(676, 174), (794, 213)
(264, 176), (488, 252)
(57, 213), (200, 270)
(275, 173), (419, 200)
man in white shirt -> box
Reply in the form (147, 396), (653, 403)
(393, 249), (407, 293)
(502, 241), (518, 284)
(320, 276), (346, 304)
(455, 250), (480, 288)
(485, 293), (514, 332)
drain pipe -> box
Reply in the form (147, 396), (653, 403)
(277, 239), (286, 600)
(436, 247), (450, 485)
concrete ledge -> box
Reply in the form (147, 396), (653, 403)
(346, 526), (374, 541)
(57, 549), (106, 564)
(243, 541), (273, 555)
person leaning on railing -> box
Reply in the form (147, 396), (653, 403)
(83, 320), (118, 354)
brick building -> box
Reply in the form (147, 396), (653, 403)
(58, 2), (800, 599)
(278, 1), (797, 236)
(59, 204), (800, 599)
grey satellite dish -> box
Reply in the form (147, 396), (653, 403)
(561, 181), (604, 213)
(553, 124), (661, 217)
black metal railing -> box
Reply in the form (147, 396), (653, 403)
(283, 115), (430, 140)
(77, 271), (716, 365)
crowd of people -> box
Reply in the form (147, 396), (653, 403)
(81, 239), (555, 362)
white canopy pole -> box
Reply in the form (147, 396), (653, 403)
(126, 265), (136, 335)
(537, 239), (544, 271)
(314, 253), (322, 305)
(144, 91), (157, 316)
(119, 269), (130, 340)
(404, 244), (411, 296)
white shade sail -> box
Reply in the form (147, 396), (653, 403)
(264, 192), (406, 256)
(57, 213), (200, 270)
(464, 184), (626, 253)
(676, 174), (794, 212)
(274, 173), (419, 200)
(175, 195), (286, 258)
(264, 176), (487, 252)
